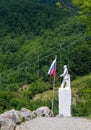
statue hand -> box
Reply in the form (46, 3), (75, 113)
(60, 75), (62, 77)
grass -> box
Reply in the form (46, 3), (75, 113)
(87, 114), (91, 120)
(31, 74), (91, 102)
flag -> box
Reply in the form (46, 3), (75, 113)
(48, 58), (56, 76)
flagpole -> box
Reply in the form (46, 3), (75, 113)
(51, 55), (57, 112)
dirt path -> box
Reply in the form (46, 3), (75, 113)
(16, 117), (91, 130)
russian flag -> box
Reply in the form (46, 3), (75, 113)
(48, 58), (56, 76)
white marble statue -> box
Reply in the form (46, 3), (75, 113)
(59, 65), (71, 117)
(60, 65), (70, 89)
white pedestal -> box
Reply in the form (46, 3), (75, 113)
(58, 88), (71, 117)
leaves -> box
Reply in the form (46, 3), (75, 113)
(0, 0), (90, 116)
(72, 0), (91, 35)
(56, 2), (62, 8)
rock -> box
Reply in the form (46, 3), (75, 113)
(0, 106), (53, 129)
(0, 109), (21, 124)
(35, 106), (54, 117)
(31, 111), (37, 119)
(20, 107), (32, 121)
(0, 118), (16, 130)
(20, 108), (37, 120)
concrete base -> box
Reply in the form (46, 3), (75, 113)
(58, 88), (71, 117)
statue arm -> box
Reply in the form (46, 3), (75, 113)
(60, 68), (67, 77)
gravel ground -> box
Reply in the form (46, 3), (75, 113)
(16, 117), (91, 130)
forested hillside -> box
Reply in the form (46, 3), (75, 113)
(0, 0), (91, 116)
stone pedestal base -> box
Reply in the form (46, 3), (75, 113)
(58, 88), (71, 117)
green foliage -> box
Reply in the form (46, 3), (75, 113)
(29, 75), (91, 117)
(0, 0), (90, 117)
(72, 75), (91, 116)
(69, 43), (91, 77)
(72, 0), (91, 35)
(87, 114), (91, 120)
(56, 2), (62, 8)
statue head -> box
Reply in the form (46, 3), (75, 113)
(64, 65), (67, 69)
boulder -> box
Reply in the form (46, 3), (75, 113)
(0, 118), (16, 130)
(0, 106), (54, 129)
(20, 107), (32, 121)
(35, 106), (54, 117)
(0, 109), (21, 124)
(31, 110), (37, 119)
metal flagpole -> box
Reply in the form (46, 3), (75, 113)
(51, 55), (57, 112)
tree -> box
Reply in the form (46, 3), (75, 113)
(72, 0), (91, 35)
(56, 0), (91, 35)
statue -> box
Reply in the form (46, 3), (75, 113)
(60, 65), (70, 89)
(59, 65), (71, 117)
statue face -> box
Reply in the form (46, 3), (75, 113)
(64, 65), (67, 69)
